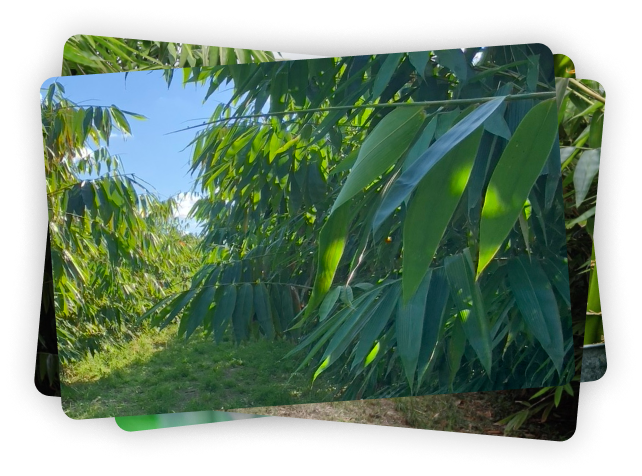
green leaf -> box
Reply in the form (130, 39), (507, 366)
(318, 286), (341, 322)
(352, 284), (400, 369)
(304, 203), (350, 319)
(477, 98), (559, 275)
(396, 269), (433, 392)
(109, 106), (132, 135)
(331, 106), (425, 213)
(402, 126), (483, 301)
(417, 267), (450, 387)
(589, 110), (604, 148)
(254, 283), (274, 339)
(435, 49), (469, 82)
(507, 256), (565, 374)
(213, 285), (237, 343)
(372, 53), (403, 98)
(232, 283), (254, 343)
(574, 148), (600, 208)
(444, 251), (492, 377)
(180, 286), (216, 339)
(316, 287), (383, 377)
(447, 319), (466, 387)
(159, 287), (199, 329)
(374, 97), (505, 231)
(408, 51), (430, 78)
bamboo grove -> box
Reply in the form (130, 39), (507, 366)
(40, 45), (603, 402)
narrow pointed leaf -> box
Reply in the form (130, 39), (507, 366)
(331, 106), (424, 213)
(372, 53), (403, 99)
(352, 284), (400, 369)
(304, 203), (350, 319)
(318, 286), (341, 322)
(478, 98), (559, 275)
(574, 148), (600, 207)
(396, 269), (432, 391)
(403, 126), (483, 301)
(417, 268), (450, 387)
(447, 319), (467, 387)
(374, 97), (505, 231)
(507, 256), (565, 374)
(232, 283), (254, 343)
(179, 286), (216, 339)
(213, 285), (236, 343)
(445, 251), (492, 377)
(254, 283), (274, 339)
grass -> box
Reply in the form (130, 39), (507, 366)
(62, 327), (577, 440)
(61, 324), (336, 419)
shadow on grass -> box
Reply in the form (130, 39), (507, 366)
(61, 327), (336, 419)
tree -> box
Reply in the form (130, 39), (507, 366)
(143, 46), (575, 398)
(37, 39), (277, 392)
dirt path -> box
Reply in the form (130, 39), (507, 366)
(236, 398), (411, 428)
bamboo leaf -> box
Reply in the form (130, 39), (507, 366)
(304, 203), (350, 319)
(447, 319), (467, 387)
(213, 285), (237, 343)
(444, 251), (492, 377)
(408, 51), (430, 77)
(331, 106), (425, 213)
(507, 256), (565, 374)
(574, 148), (600, 207)
(352, 284), (400, 369)
(232, 283), (254, 343)
(180, 286), (216, 339)
(254, 283), (274, 339)
(373, 97), (505, 231)
(318, 286), (341, 322)
(402, 126), (483, 301)
(417, 267), (450, 387)
(477, 98), (559, 275)
(396, 269), (433, 392)
(372, 53), (403, 99)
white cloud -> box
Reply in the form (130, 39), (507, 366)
(173, 192), (200, 220)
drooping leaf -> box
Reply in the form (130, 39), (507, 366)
(213, 285), (237, 343)
(435, 49), (469, 83)
(253, 283), (274, 339)
(402, 126), (483, 301)
(408, 51), (430, 78)
(574, 148), (600, 207)
(318, 286), (341, 322)
(447, 319), (467, 387)
(304, 203), (350, 319)
(352, 284), (400, 369)
(444, 251), (492, 377)
(331, 106), (425, 213)
(179, 285), (216, 339)
(372, 53), (403, 99)
(396, 269), (433, 392)
(232, 283), (254, 343)
(477, 98), (558, 275)
(507, 256), (565, 374)
(373, 97), (506, 231)
(416, 267), (451, 387)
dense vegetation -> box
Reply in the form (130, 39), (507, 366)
(38, 41), (602, 435)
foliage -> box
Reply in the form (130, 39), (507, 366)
(499, 58), (604, 432)
(38, 38), (278, 392)
(142, 46), (575, 399)
(41, 81), (202, 362)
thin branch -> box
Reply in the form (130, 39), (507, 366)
(569, 79), (605, 104)
(165, 92), (557, 135)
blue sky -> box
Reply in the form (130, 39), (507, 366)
(39, 56), (327, 232)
